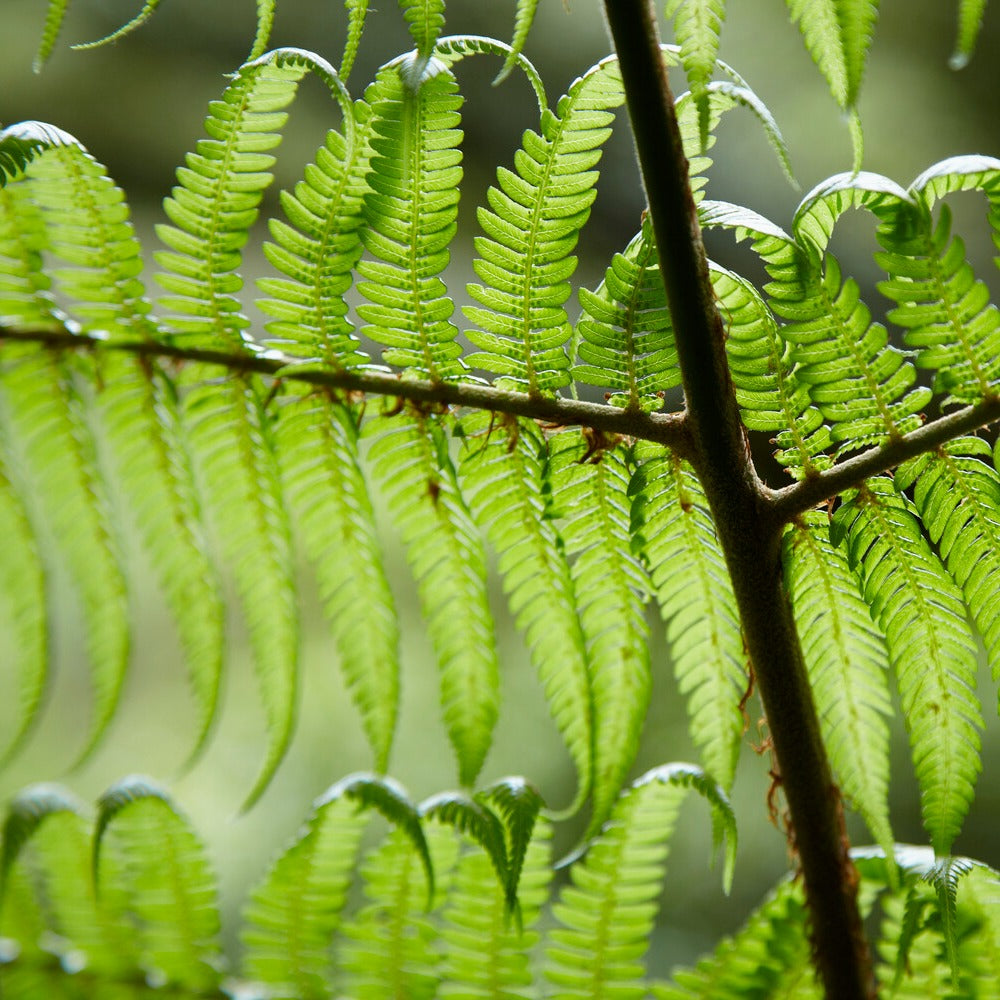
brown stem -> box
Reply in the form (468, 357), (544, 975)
(601, 1), (876, 996)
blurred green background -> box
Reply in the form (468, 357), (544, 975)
(2, 0), (1000, 977)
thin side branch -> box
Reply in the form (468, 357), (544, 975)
(768, 398), (1000, 521)
(602, 2), (876, 996)
(0, 324), (693, 454)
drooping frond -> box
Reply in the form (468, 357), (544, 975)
(397, 0), (446, 80)
(896, 437), (1000, 682)
(251, 0), (276, 60)
(657, 878), (817, 998)
(630, 445), (746, 789)
(549, 429), (652, 836)
(666, 0), (727, 148)
(951, 0), (989, 68)
(71, 0), (164, 52)
(464, 56), (625, 394)
(545, 764), (736, 998)
(782, 511), (893, 855)
(457, 412), (591, 812)
(784, 0), (879, 110)
(367, 412), (499, 787)
(832, 478), (982, 854)
(278, 398), (399, 771)
(0, 122), (78, 188)
(93, 777), (221, 992)
(434, 34), (548, 111)
(34, 0), (71, 71)
(240, 778), (370, 997)
(574, 216), (679, 411)
(357, 59), (466, 380)
(496, 0), (542, 84)
(420, 792), (508, 895)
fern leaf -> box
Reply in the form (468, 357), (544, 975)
(464, 57), (625, 394)
(549, 430), (652, 837)
(476, 777), (545, 915)
(574, 216), (679, 411)
(260, 95), (374, 370)
(368, 412), (499, 786)
(896, 438), (1000, 684)
(34, 0), (71, 71)
(71, 0), (163, 52)
(877, 203), (1000, 404)
(437, 816), (552, 998)
(630, 445), (746, 789)
(185, 376), (298, 809)
(434, 34), (548, 110)
(951, 0), (989, 68)
(782, 511), (893, 855)
(155, 51), (319, 349)
(1, 350), (129, 763)
(546, 764), (735, 998)
(357, 60), (466, 380)
(241, 779), (370, 997)
(99, 356), (225, 763)
(93, 777), (221, 992)
(278, 398), (399, 771)
(250, 0), (276, 59)
(712, 262), (830, 477)
(1, 785), (136, 976)
(457, 413), (592, 812)
(656, 877), (817, 998)
(0, 446), (46, 765)
(337, 823), (457, 999)
(340, 0), (370, 80)
(832, 478), (982, 854)
(0, 122), (79, 188)
(397, 0), (446, 84)
(668, 0), (727, 149)
(785, 0), (879, 110)
(496, 0), (541, 84)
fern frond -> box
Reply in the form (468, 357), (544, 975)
(712, 262), (830, 477)
(785, 0), (879, 110)
(657, 878), (817, 998)
(832, 478), (982, 854)
(896, 437), (1000, 684)
(71, 1), (163, 52)
(457, 412), (591, 812)
(341, 0), (370, 80)
(434, 35), (548, 110)
(357, 60), (466, 380)
(240, 778), (369, 997)
(260, 99), (374, 370)
(34, 0), (71, 71)
(951, 0), (989, 68)
(549, 430), (651, 836)
(876, 203), (1000, 404)
(185, 376), (297, 809)
(496, 0), (542, 84)
(367, 412), (499, 787)
(397, 0), (446, 84)
(278, 397), (398, 771)
(1, 785), (136, 976)
(667, 0), (727, 149)
(574, 216), (678, 411)
(250, 0), (276, 60)
(1, 350), (129, 763)
(337, 823), (456, 999)
(546, 764), (735, 997)
(437, 816), (551, 998)
(630, 445), (746, 789)
(93, 777), (221, 992)
(782, 511), (893, 855)
(0, 122), (79, 188)
(156, 49), (330, 350)
(464, 57), (625, 394)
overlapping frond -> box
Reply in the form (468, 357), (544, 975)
(368, 412), (499, 787)
(549, 430), (651, 836)
(832, 478), (982, 854)
(398, 0), (446, 80)
(357, 59), (466, 380)
(782, 511), (893, 854)
(464, 57), (625, 394)
(666, 0), (727, 148)
(457, 413), (591, 811)
(630, 445), (746, 789)
(497, 0), (542, 83)
(340, 0), (370, 81)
